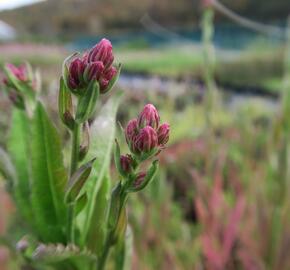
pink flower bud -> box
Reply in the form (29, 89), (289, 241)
(87, 38), (114, 68)
(135, 126), (158, 153)
(5, 63), (27, 82)
(99, 66), (117, 92)
(134, 172), (146, 188)
(157, 123), (170, 145)
(125, 119), (139, 144)
(120, 154), (134, 174)
(85, 61), (104, 81)
(68, 58), (86, 89)
(138, 104), (160, 129)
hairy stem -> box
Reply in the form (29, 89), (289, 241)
(67, 122), (80, 243)
(70, 122), (81, 176)
(97, 237), (112, 270)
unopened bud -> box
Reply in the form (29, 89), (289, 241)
(68, 58), (86, 90)
(134, 126), (158, 153)
(125, 119), (138, 145)
(137, 104), (160, 129)
(85, 61), (104, 82)
(5, 63), (27, 82)
(87, 38), (114, 68)
(99, 66), (118, 93)
(157, 123), (170, 145)
(120, 154), (134, 174)
(133, 172), (146, 188)
(16, 238), (29, 253)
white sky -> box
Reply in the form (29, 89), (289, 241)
(0, 0), (45, 11)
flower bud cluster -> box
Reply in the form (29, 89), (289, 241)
(65, 38), (118, 94)
(2, 63), (38, 109)
(125, 104), (170, 157)
(115, 104), (170, 192)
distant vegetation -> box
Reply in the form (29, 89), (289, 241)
(0, 0), (290, 39)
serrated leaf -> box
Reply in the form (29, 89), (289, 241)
(32, 243), (97, 269)
(80, 92), (123, 246)
(30, 102), (68, 242)
(7, 108), (32, 221)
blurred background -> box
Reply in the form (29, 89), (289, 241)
(1, 0), (290, 269)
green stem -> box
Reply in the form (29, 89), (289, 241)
(67, 122), (80, 243)
(70, 122), (81, 176)
(97, 184), (128, 270)
(67, 203), (75, 243)
(97, 237), (112, 270)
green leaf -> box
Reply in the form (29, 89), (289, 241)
(7, 109), (32, 221)
(75, 81), (100, 124)
(85, 174), (110, 255)
(32, 243), (97, 269)
(62, 52), (79, 89)
(80, 92), (123, 246)
(30, 102), (68, 242)
(75, 193), (88, 217)
(65, 159), (95, 204)
(0, 147), (16, 183)
(59, 77), (74, 130)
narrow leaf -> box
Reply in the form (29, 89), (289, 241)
(65, 158), (95, 204)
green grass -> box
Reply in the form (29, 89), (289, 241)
(116, 44), (285, 93)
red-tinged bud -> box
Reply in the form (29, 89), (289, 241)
(99, 66), (117, 92)
(68, 58), (86, 90)
(87, 38), (114, 68)
(135, 126), (158, 153)
(157, 123), (170, 145)
(138, 104), (160, 129)
(5, 63), (27, 82)
(85, 61), (104, 82)
(125, 119), (139, 144)
(134, 172), (147, 188)
(120, 154), (134, 174)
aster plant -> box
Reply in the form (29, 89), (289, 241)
(0, 38), (169, 270)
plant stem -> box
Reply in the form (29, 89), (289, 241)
(67, 203), (75, 243)
(70, 122), (81, 176)
(67, 122), (80, 243)
(97, 237), (112, 270)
